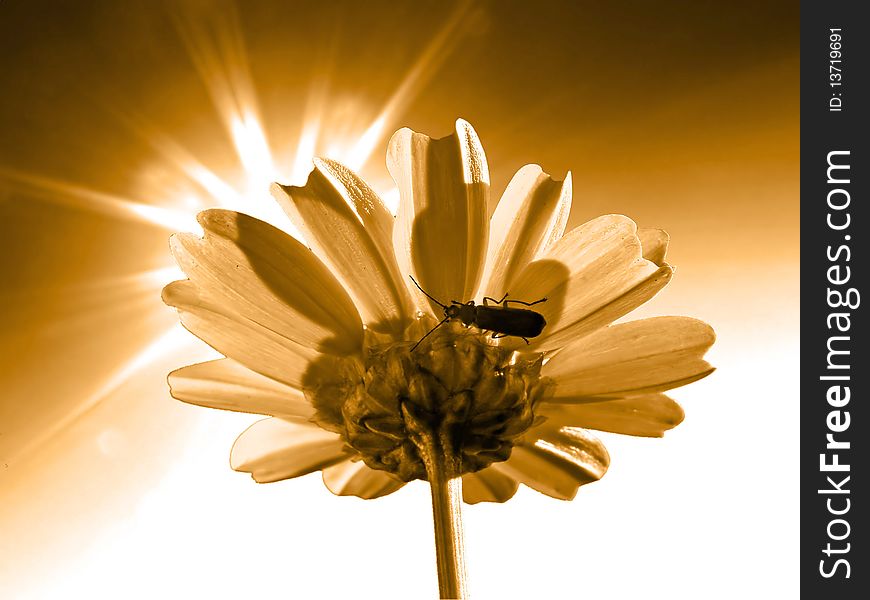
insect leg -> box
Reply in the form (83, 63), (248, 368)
(504, 297), (547, 308)
(483, 293), (509, 306)
(491, 332), (508, 339)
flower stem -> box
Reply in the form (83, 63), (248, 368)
(401, 402), (469, 599)
(418, 431), (468, 599)
(428, 459), (467, 598)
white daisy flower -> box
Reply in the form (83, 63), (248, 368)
(163, 119), (715, 598)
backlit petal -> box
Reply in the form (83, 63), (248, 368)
(538, 265), (674, 353)
(493, 428), (609, 500)
(168, 358), (315, 421)
(162, 280), (318, 388)
(272, 159), (413, 335)
(544, 316), (716, 398)
(314, 158), (397, 262)
(479, 165), (571, 299)
(462, 468), (519, 504)
(322, 459), (406, 499)
(388, 118), (490, 314)
(535, 394), (684, 437)
(230, 417), (349, 483)
(637, 228), (670, 266)
(171, 209), (363, 355)
(509, 215), (669, 352)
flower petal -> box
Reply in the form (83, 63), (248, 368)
(162, 280), (318, 388)
(388, 118), (490, 314)
(321, 459), (406, 499)
(462, 468), (519, 504)
(171, 209), (363, 355)
(168, 358), (315, 421)
(544, 316), (716, 398)
(272, 160), (414, 335)
(543, 265), (672, 350)
(509, 215), (669, 352)
(230, 417), (349, 483)
(493, 428), (609, 500)
(479, 165), (571, 299)
(637, 228), (670, 266)
(314, 158), (397, 262)
(535, 394), (685, 437)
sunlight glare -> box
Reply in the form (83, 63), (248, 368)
(381, 186), (400, 216)
(344, 115), (388, 171)
(0, 168), (199, 232)
(144, 264), (187, 287)
(290, 120), (321, 184)
(127, 202), (201, 233)
(230, 110), (278, 184)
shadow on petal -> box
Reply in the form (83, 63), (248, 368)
(300, 353), (363, 434)
(480, 164), (572, 299)
(462, 467), (519, 504)
(544, 316), (716, 398)
(493, 428), (609, 500)
(200, 209), (363, 355)
(488, 259), (569, 351)
(389, 120), (490, 315)
(271, 166), (414, 336)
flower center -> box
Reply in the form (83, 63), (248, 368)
(303, 322), (549, 482)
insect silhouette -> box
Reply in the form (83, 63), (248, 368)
(409, 276), (547, 351)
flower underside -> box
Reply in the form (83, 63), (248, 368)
(163, 119), (717, 507)
(305, 320), (549, 482)
(161, 116), (719, 600)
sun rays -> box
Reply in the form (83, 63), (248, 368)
(1, 2), (476, 472)
(7, 324), (196, 466)
(0, 168), (200, 233)
(342, 0), (474, 172)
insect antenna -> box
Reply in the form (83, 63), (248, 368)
(411, 316), (450, 352)
(409, 275), (447, 309)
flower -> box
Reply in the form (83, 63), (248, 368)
(162, 119), (715, 504)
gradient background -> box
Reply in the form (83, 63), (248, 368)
(0, 1), (798, 598)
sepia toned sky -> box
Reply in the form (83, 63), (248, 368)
(0, 1), (798, 598)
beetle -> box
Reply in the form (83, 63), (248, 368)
(409, 275), (547, 351)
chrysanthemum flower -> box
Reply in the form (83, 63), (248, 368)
(163, 119), (714, 598)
